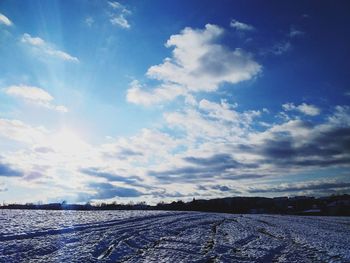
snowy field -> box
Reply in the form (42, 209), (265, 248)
(0, 210), (349, 262)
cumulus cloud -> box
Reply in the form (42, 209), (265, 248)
(283, 102), (320, 116)
(4, 85), (68, 113)
(127, 24), (261, 105)
(0, 13), (12, 26)
(108, 1), (131, 29)
(230, 19), (254, 31)
(148, 24), (261, 91)
(21, 33), (79, 62)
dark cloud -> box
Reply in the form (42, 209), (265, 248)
(262, 138), (296, 160)
(149, 167), (214, 182)
(119, 148), (143, 157)
(103, 148), (143, 160)
(197, 185), (208, 191)
(23, 171), (44, 181)
(248, 181), (350, 194)
(184, 154), (238, 166)
(152, 191), (189, 198)
(149, 153), (258, 182)
(81, 167), (142, 184)
(149, 117), (350, 185)
(34, 146), (55, 154)
(222, 173), (267, 180)
(88, 182), (143, 199)
(197, 184), (242, 194)
(242, 126), (350, 168)
(212, 185), (231, 192)
(0, 162), (23, 177)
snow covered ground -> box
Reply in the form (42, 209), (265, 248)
(0, 210), (349, 262)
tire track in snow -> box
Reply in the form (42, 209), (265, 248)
(94, 213), (199, 260)
(96, 213), (217, 262)
(0, 212), (187, 242)
(1, 212), (349, 263)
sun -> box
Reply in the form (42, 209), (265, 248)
(51, 128), (90, 155)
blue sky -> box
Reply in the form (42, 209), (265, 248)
(0, 0), (349, 204)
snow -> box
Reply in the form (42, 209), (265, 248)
(0, 210), (349, 262)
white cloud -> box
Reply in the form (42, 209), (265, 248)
(85, 17), (94, 27)
(21, 33), (79, 62)
(108, 1), (130, 13)
(0, 13), (12, 26)
(148, 24), (261, 91)
(297, 103), (321, 116)
(5, 85), (53, 102)
(328, 105), (350, 125)
(21, 34), (45, 46)
(4, 85), (68, 113)
(283, 102), (321, 116)
(289, 26), (305, 38)
(2, 102), (350, 202)
(127, 24), (261, 105)
(0, 118), (48, 144)
(54, 105), (68, 113)
(199, 99), (239, 122)
(108, 1), (131, 29)
(165, 99), (260, 142)
(126, 80), (184, 106)
(165, 109), (228, 140)
(230, 19), (254, 31)
(110, 14), (130, 28)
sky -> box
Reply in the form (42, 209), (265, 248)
(0, 0), (350, 204)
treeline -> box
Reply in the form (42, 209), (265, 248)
(1, 194), (349, 216)
(0, 201), (148, 211)
(157, 195), (350, 216)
